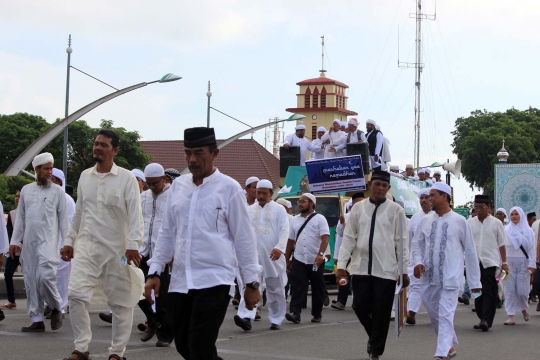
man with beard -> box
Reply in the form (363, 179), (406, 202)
(335, 118), (367, 157)
(234, 180), (289, 331)
(309, 126), (326, 160)
(283, 124), (320, 166)
(365, 119), (383, 171)
(9, 152), (68, 332)
(61, 130), (144, 360)
(406, 188), (432, 325)
(320, 119), (346, 158)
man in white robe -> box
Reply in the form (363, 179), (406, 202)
(320, 119), (346, 158)
(335, 118), (367, 157)
(365, 119), (384, 170)
(412, 182), (481, 359)
(61, 130), (144, 360)
(375, 125), (391, 166)
(309, 126), (326, 160)
(283, 124), (320, 165)
(9, 152), (68, 332)
(405, 188), (432, 325)
(234, 180), (289, 331)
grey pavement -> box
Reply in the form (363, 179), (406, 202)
(0, 296), (539, 360)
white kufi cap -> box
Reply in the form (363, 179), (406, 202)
(256, 179), (273, 189)
(366, 119), (376, 125)
(245, 176), (260, 187)
(52, 168), (65, 190)
(295, 124), (306, 131)
(333, 119), (340, 125)
(431, 182), (452, 196)
(144, 163), (165, 178)
(434, 169), (441, 175)
(286, 200), (292, 209)
(317, 126), (326, 132)
(390, 165), (399, 171)
(131, 169), (146, 182)
(32, 152), (54, 169)
(418, 188), (430, 199)
(301, 193), (316, 205)
(348, 118), (358, 127)
(496, 208), (507, 217)
(276, 198), (288, 207)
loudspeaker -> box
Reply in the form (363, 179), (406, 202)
(280, 146), (300, 177)
(442, 160), (461, 179)
(347, 142), (371, 175)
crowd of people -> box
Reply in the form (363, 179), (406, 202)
(0, 124), (539, 360)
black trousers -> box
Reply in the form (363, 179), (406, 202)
(137, 256), (174, 341)
(475, 263), (498, 327)
(4, 255), (20, 304)
(169, 286), (231, 360)
(337, 270), (352, 305)
(352, 275), (396, 357)
(532, 263), (540, 297)
(289, 258), (325, 318)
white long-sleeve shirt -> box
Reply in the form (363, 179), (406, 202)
(139, 185), (171, 258)
(0, 201), (9, 254)
(412, 210), (481, 290)
(467, 215), (507, 269)
(57, 193), (76, 271)
(366, 130), (384, 168)
(320, 130), (346, 158)
(338, 198), (409, 280)
(284, 134), (320, 166)
(148, 169), (262, 293)
(249, 201), (289, 278)
(309, 138), (325, 160)
(334, 212), (350, 260)
(335, 130), (367, 156)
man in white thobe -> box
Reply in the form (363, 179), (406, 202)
(9, 153), (68, 332)
(412, 182), (481, 359)
(376, 125), (391, 166)
(309, 126), (326, 160)
(283, 124), (320, 166)
(61, 130), (144, 360)
(234, 180), (289, 331)
(365, 119), (384, 171)
(405, 188), (432, 325)
(49, 168), (76, 316)
(320, 119), (346, 158)
(335, 118), (367, 157)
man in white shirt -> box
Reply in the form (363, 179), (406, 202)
(405, 189), (432, 325)
(137, 163), (173, 346)
(433, 169), (443, 182)
(404, 164), (417, 180)
(145, 127), (261, 360)
(337, 171), (409, 360)
(10, 153), (68, 333)
(244, 176), (259, 206)
(365, 119), (384, 171)
(309, 126), (326, 160)
(234, 180), (289, 331)
(412, 182), (482, 360)
(468, 195), (509, 331)
(376, 125), (392, 167)
(283, 124), (320, 166)
(320, 120), (346, 159)
(61, 130), (145, 360)
(335, 118), (367, 157)
(333, 192), (365, 310)
(285, 193), (330, 324)
(132, 168), (146, 193)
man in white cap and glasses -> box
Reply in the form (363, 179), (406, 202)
(309, 126), (327, 160)
(9, 152), (68, 332)
(137, 162), (174, 346)
(335, 117), (366, 157)
(245, 177), (259, 206)
(234, 180), (289, 331)
(283, 124), (320, 166)
(285, 193), (330, 324)
(411, 182), (481, 360)
(433, 169), (443, 183)
(321, 119), (346, 158)
(365, 119), (383, 171)
(132, 169), (146, 193)
(404, 164), (417, 180)
(405, 188), (432, 325)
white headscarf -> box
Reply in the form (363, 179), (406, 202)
(32, 152), (54, 169)
(505, 206), (534, 250)
(52, 168), (66, 191)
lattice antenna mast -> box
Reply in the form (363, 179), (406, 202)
(320, 35), (326, 75)
(272, 117), (282, 158)
(398, 0), (436, 169)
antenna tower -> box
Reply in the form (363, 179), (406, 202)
(320, 35), (326, 75)
(398, 0), (436, 169)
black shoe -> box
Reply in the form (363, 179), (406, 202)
(22, 321), (45, 332)
(370, 355), (381, 360)
(51, 309), (63, 330)
(472, 308), (476, 312)
(0, 310), (4, 322)
(458, 297), (470, 305)
(301, 304), (307, 309)
(311, 316), (321, 323)
(99, 312), (113, 324)
(254, 312), (261, 321)
(233, 315), (252, 331)
(137, 322), (148, 332)
(156, 339), (171, 347)
(285, 312), (301, 324)
(270, 323), (281, 330)
(405, 311), (416, 325)
(473, 323), (481, 329)
(479, 320), (489, 332)
(141, 327), (157, 342)
(331, 299), (338, 304)
(323, 295), (330, 307)
(231, 298), (240, 306)
(536, 303), (540, 312)
(44, 305), (52, 317)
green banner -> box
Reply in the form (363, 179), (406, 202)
(389, 176), (429, 216)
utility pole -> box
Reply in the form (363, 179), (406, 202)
(206, 81), (212, 128)
(398, 0), (436, 169)
(320, 35), (326, 75)
(63, 34), (72, 181)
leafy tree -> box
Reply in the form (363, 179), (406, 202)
(0, 175), (33, 212)
(452, 107), (540, 198)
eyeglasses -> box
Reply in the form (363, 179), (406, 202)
(147, 180), (162, 187)
(297, 199), (309, 204)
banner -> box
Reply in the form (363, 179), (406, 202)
(305, 155), (366, 194)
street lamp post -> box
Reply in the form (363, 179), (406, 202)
(206, 81), (212, 128)
(63, 34), (72, 181)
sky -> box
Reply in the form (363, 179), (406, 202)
(2, 0), (540, 206)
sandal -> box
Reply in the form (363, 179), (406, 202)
(63, 350), (90, 360)
(448, 347), (457, 359)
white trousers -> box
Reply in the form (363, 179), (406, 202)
(238, 272), (286, 326)
(503, 257), (530, 315)
(21, 257), (62, 322)
(421, 284), (459, 357)
(407, 266), (422, 313)
(56, 262), (72, 313)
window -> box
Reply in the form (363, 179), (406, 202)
(312, 125), (317, 140)
(321, 87), (327, 108)
(304, 87), (311, 108)
(313, 87), (319, 108)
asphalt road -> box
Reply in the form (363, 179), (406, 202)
(1, 296), (539, 360)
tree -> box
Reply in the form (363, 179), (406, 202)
(452, 107), (540, 198)
(0, 175), (33, 212)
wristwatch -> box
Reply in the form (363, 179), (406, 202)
(502, 261), (508, 265)
(318, 252), (325, 257)
(145, 271), (161, 281)
(246, 281), (260, 290)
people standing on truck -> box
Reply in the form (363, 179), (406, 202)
(320, 120), (346, 159)
(309, 126), (326, 160)
(365, 119), (383, 171)
(283, 124), (321, 166)
(335, 118), (366, 157)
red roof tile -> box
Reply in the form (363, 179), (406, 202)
(296, 76), (349, 88)
(140, 139), (280, 187)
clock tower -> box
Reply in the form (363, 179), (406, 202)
(285, 72), (358, 140)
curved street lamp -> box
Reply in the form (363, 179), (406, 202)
(4, 73), (182, 177)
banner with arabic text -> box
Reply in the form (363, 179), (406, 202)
(305, 155), (366, 194)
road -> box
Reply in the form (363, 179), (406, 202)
(0, 296), (539, 360)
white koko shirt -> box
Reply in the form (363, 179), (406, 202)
(467, 215), (507, 269)
(148, 169), (262, 293)
(139, 185), (171, 258)
(289, 212), (330, 265)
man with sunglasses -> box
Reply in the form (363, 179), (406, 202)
(136, 163), (173, 347)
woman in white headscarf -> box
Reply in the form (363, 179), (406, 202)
(502, 206), (536, 324)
